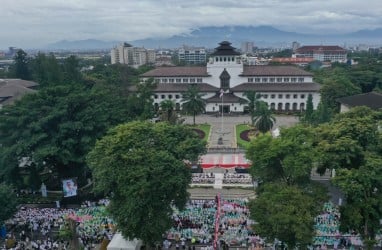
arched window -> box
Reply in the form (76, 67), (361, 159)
(292, 103), (298, 111)
(270, 103), (276, 110)
(220, 68), (231, 90)
(285, 103), (290, 111)
(300, 103), (305, 111)
(154, 103), (159, 111)
(278, 103), (283, 111)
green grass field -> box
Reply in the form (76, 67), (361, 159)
(236, 124), (253, 149)
(191, 124), (211, 142)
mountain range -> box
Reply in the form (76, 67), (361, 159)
(45, 25), (382, 50)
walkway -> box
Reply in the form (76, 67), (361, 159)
(183, 114), (299, 148)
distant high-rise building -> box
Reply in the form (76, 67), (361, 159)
(241, 42), (254, 54)
(177, 46), (206, 65)
(291, 41), (300, 52)
(111, 43), (155, 67)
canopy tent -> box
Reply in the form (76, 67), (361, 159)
(107, 233), (142, 250)
(199, 153), (251, 169)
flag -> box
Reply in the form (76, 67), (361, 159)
(219, 89), (224, 98)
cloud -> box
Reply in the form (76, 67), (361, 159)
(1, 0), (381, 49)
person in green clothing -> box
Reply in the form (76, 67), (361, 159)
(191, 237), (196, 244)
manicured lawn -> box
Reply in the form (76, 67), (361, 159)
(236, 124), (254, 149)
(191, 124), (211, 142)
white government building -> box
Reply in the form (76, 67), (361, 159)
(140, 41), (320, 113)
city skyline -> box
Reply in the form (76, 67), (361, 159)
(2, 0), (382, 49)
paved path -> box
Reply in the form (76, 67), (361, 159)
(183, 114), (299, 147)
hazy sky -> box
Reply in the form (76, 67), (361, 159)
(2, 0), (382, 49)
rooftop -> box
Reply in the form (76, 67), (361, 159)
(296, 46), (347, 53)
(337, 92), (382, 109)
(241, 65), (313, 76)
(141, 67), (209, 77)
(231, 82), (320, 92)
(210, 41), (241, 56)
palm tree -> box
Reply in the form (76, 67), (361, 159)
(160, 100), (175, 123)
(253, 101), (276, 133)
(181, 85), (206, 125)
(242, 91), (261, 126)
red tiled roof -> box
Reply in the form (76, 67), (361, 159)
(141, 67), (209, 77)
(231, 82), (320, 92)
(241, 65), (313, 76)
(296, 46), (347, 53)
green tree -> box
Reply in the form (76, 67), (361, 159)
(302, 94), (314, 124)
(242, 91), (261, 126)
(249, 183), (319, 248)
(30, 52), (63, 86)
(160, 100), (176, 123)
(312, 102), (332, 125)
(11, 49), (31, 80)
(0, 83), (131, 187)
(0, 183), (18, 225)
(181, 85), (206, 125)
(314, 107), (379, 174)
(62, 55), (82, 83)
(253, 101), (276, 133)
(128, 79), (157, 120)
(87, 121), (206, 245)
(319, 70), (361, 112)
(332, 153), (382, 249)
(246, 125), (315, 185)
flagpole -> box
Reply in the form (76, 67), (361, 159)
(221, 92), (224, 134)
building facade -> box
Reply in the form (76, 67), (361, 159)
(177, 46), (207, 65)
(140, 41), (320, 113)
(111, 43), (156, 67)
(294, 45), (347, 63)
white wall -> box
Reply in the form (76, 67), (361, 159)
(206, 58), (243, 88)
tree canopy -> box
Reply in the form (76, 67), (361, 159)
(333, 153), (382, 248)
(246, 125), (316, 185)
(10, 49), (31, 80)
(312, 107), (382, 248)
(249, 183), (319, 248)
(181, 85), (206, 125)
(0, 183), (18, 226)
(242, 91), (261, 126)
(246, 124), (327, 247)
(252, 101), (276, 133)
(0, 83), (132, 187)
(87, 121), (206, 245)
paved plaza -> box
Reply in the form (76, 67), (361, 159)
(183, 113), (299, 148)
(184, 113), (299, 199)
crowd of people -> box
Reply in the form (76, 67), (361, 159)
(2, 200), (115, 250)
(222, 173), (252, 184)
(169, 200), (216, 244)
(218, 198), (253, 247)
(191, 173), (215, 184)
(3, 197), (380, 249)
(166, 198), (255, 249)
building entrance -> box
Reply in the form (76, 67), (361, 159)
(219, 105), (230, 113)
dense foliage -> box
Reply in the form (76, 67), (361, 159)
(87, 121), (206, 245)
(0, 183), (18, 225)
